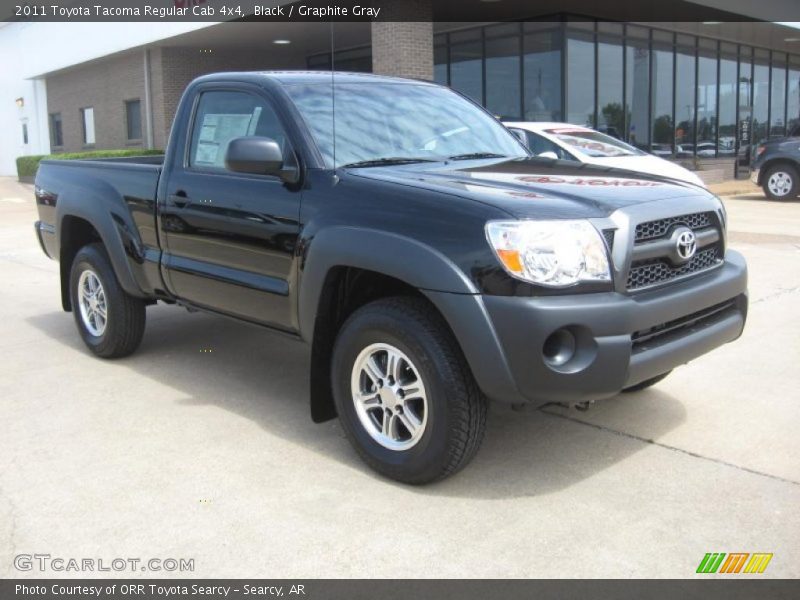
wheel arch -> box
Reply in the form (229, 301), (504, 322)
(56, 192), (148, 311)
(759, 157), (799, 186)
(299, 228), (520, 422)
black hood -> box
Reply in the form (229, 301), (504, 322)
(350, 157), (713, 219)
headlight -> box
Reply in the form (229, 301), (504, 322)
(485, 220), (611, 287)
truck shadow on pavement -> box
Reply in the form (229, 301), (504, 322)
(28, 305), (686, 499)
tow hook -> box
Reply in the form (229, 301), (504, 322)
(575, 401), (594, 412)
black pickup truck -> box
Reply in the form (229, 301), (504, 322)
(34, 72), (748, 483)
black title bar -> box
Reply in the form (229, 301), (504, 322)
(3, 0), (796, 23)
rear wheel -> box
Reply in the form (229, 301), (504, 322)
(762, 164), (799, 200)
(69, 243), (146, 358)
(622, 371), (671, 393)
(331, 297), (487, 484)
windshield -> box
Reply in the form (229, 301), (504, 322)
(545, 128), (646, 158)
(285, 82), (528, 168)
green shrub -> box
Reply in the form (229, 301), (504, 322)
(16, 149), (163, 179)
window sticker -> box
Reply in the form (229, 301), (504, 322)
(194, 142), (219, 165)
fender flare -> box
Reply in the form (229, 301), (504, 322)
(299, 226), (478, 341)
(300, 227), (524, 409)
(55, 179), (148, 303)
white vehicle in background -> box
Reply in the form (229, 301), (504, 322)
(505, 122), (707, 189)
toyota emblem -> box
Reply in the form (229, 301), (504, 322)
(676, 229), (697, 260)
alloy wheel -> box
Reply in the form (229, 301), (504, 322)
(350, 343), (428, 451)
(77, 269), (107, 337)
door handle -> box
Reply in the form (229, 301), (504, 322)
(169, 191), (191, 208)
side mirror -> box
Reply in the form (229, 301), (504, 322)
(537, 151), (559, 160)
(225, 136), (284, 177)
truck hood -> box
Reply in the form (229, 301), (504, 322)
(348, 157), (714, 219)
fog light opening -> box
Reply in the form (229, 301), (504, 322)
(543, 328), (577, 367)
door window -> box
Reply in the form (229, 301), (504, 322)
(189, 90), (288, 171)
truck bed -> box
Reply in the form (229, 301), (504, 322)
(34, 155), (165, 300)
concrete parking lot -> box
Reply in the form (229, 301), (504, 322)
(0, 176), (798, 578)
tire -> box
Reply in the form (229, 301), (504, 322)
(331, 297), (487, 484)
(69, 243), (146, 358)
(762, 163), (799, 200)
(622, 371), (671, 393)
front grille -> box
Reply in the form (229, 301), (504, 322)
(625, 210), (723, 291)
(634, 212), (714, 242)
(627, 247), (722, 290)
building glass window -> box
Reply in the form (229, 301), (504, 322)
(675, 37), (696, 157)
(651, 36), (674, 154)
(697, 46), (718, 157)
(770, 54), (787, 137)
(49, 113), (63, 147)
(625, 32), (650, 149)
(752, 50), (770, 144)
(718, 44), (737, 157)
(80, 107), (95, 145)
(306, 46), (372, 72)
(566, 31), (595, 127)
(597, 34), (624, 138)
(523, 27), (562, 121)
(450, 29), (483, 104)
(432, 20), (800, 163)
(125, 99), (142, 141)
(485, 24), (521, 119)
(434, 34), (448, 85)
(789, 56), (800, 134)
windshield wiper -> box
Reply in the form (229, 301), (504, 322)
(447, 152), (507, 161)
(341, 157), (438, 168)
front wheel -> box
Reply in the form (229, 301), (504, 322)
(762, 164), (799, 200)
(69, 243), (146, 358)
(331, 297), (487, 484)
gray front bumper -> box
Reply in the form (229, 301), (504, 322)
(453, 250), (748, 406)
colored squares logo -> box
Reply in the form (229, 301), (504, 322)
(697, 553), (773, 574)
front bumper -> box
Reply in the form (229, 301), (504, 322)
(437, 250), (748, 406)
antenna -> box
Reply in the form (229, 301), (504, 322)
(329, 20), (336, 168)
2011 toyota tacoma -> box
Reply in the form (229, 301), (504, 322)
(33, 72), (748, 483)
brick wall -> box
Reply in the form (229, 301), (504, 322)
(371, 0), (433, 80)
(46, 46), (306, 153)
(46, 51), (147, 153)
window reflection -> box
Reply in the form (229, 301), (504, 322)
(652, 41), (674, 154)
(771, 56), (787, 137)
(523, 28), (562, 121)
(450, 30), (483, 104)
(697, 50), (718, 157)
(486, 25), (521, 119)
(753, 51), (770, 144)
(718, 47), (737, 157)
(626, 38), (650, 149)
(789, 60), (800, 134)
(675, 40), (696, 157)
(597, 36), (624, 138)
(566, 32), (595, 127)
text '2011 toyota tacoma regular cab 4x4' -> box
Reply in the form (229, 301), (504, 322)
(34, 72), (748, 483)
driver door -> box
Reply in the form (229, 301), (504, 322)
(160, 88), (301, 330)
